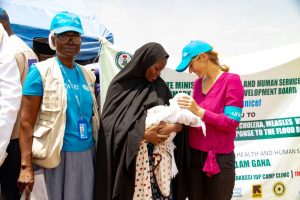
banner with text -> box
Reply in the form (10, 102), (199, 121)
(231, 58), (300, 200)
(99, 40), (300, 200)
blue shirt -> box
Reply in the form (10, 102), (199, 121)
(23, 61), (94, 152)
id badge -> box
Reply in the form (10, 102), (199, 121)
(78, 119), (88, 140)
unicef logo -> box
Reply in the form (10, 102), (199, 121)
(73, 18), (80, 24)
(115, 51), (132, 70)
(273, 182), (286, 197)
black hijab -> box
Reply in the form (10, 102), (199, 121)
(94, 42), (189, 200)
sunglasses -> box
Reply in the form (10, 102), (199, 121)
(56, 33), (82, 44)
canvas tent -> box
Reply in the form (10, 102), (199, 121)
(0, 0), (113, 63)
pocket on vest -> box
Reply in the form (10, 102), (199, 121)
(43, 78), (62, 110)
(32, 126), (52, 159)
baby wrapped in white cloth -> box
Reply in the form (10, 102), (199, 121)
(133, 93), (206, 199)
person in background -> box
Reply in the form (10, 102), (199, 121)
(176, 40), (244, 200)
(94, 42), (189, 200)
(0, 8), (38, 69)
(17, 11), (99, 200)
(32, 37), (56, 62)
(0, 24), (22, 200)
(0, 7), (37, 200)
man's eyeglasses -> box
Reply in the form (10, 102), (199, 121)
(56, 33), (82, 44)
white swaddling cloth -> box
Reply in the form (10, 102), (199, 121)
(146, 92), (206, 137)
(145, 92), (206, 177)
(133, 93), (206, 199)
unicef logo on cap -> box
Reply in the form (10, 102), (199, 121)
(73, 18), (80, 24)
(57, 18), (72, 24)
(50, 11), (84, 34)
(182, 52), (188, 57)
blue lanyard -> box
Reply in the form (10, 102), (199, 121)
(56, 58), (84, 119)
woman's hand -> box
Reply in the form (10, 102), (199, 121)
(17, 165), (34, 199)
(143, 123), (170, 145)
(157, 121), (183, 136)
(143, 122), (183, 145)
(177, 95), (205, 118)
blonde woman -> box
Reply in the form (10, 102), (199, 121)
(177, 40), (244, 200)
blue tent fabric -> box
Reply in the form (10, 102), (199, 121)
(1, 0), (114, 62)
(12, 23), (113, 61)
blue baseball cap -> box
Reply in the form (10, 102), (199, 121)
(50, 11), (84, 34)
(176, 40), (213, 72)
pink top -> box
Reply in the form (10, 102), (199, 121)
(189, 72), (244, 175)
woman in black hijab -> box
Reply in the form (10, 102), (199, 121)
(94, 42), (189, 200)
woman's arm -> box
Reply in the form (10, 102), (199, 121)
(159, 122), (183, 134)
(143, 121), (183, 145)
(178, 75), (244, 133)
(202, 75), (244, 132)
(17, 95), (42, 193)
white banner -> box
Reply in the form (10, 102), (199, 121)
(232, 57), (300, 200)
(98, 40), (300, 200)
(98, 38), (132, 110)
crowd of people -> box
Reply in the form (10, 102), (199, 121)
(0, 7), (244, 200)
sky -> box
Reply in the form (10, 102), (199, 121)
(88, 0), (300, 69)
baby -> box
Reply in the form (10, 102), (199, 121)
(146, 92), (206, 139)
(133, 93), (206, 199)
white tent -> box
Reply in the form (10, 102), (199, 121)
(0, 0), (113, 61)
(222, 42), (300, 75)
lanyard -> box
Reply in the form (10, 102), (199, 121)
(56, 58), (84, 119)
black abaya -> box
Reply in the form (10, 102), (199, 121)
(94, 42), (189, 200)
